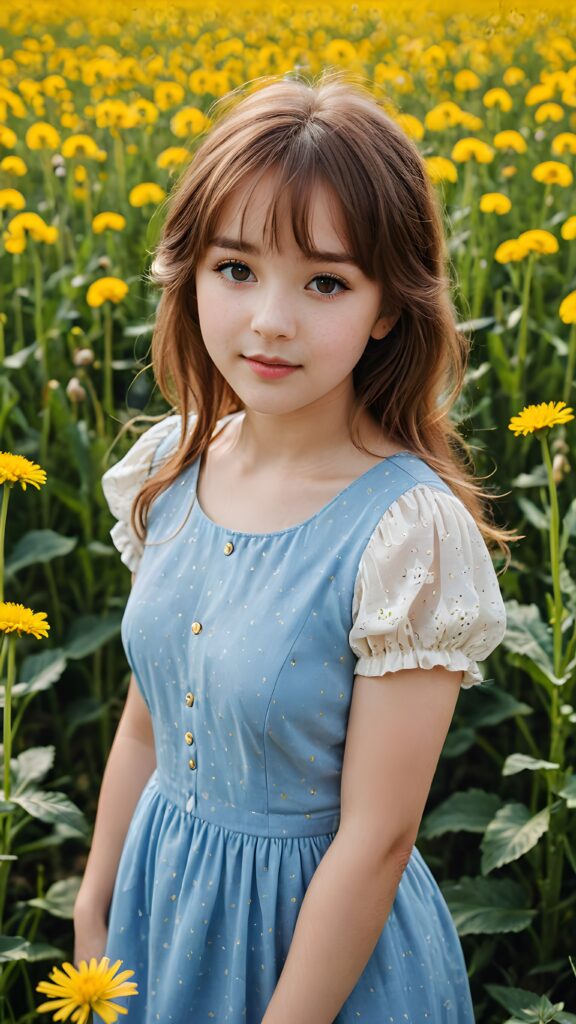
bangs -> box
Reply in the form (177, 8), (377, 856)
(202, 143), (376, 276)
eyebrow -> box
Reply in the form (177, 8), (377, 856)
(208, 235), (359, 266)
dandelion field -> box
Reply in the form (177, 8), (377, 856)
(1, 0), (576, 1020)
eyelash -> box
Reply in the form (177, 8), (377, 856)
(213, 258), (349, 300)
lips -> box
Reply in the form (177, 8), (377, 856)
(243, 355), (299, 367)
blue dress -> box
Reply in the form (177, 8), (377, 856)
(98, 412), (506, 1023)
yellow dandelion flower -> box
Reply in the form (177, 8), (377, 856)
(0, 452), (46, 490)
(480, 192), (512, 214)
(454, 69), (481, 91)
(551, 132), (576, 156)
(535, 102), (565, 125)
(494, 239), (530, 263)
(324, 38), (357, 65)
(424, 156), (458, 184)
(0, 602), (49, 639)
(0, 188), (25, 211)
(5, 212), (54, 243)
(425, 101), (462, 131)
(74, 165), (87, 184)
(0, 124), (17, 148)
(156, 146), (191, 171)
(483, 88), (513, 112)
(559, 291), (576, 324)
(154, 81), (185, 111)
(532, 160), (573, 187)
(188, 69), (214, 96)
(92, 212), (126, 234)
(36, 955), (137, 1023)
(503, 66), (525, 87)
(525, 83), (555, 107)
(86, 277), (129, 308)
(128, 182), (166, 207)
(170, 106), (207, 138)
(451, 137), (495, 163)
(493, 129), (527, 154)
(517, 229), (559, 255)
(394, 114), (424, 142)
(508, 401), (574, 437)
(501, 165), (518, 179)
(25, 122), (60, 150)
(560, 216), (576, 241)
(458, 112), (484, 132)
(1, 155), (27, 176)
(61, 134), (103, 160)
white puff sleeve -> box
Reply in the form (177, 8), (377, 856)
(101, 414), (183, 574)
(348, 485), (507, 688)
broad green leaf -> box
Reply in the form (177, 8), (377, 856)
(0, 935), (29, 961)
(502, 754), (560, 776)
(512, 466), (550, 489)
(502, 601), (567, 686)
(487, 331), (515, 390)
(63, 612), (123, 659)
(440, 876), (534, 935)
(442, 726), (476, 759)
(516, 497), (550, 533)
(457, 316), (496, 333)
(464, 685), (533, 728)
(17, 941), (66, 963)
(13, 746), (55, 794)
(486, 983), (567, 1021)
(65, 696), (110, 739)
(12, 790), (87, 833)
(420, 788), (503, 839)
(25, 876), (82, 920)
(481, 802), (550, 874)
(558, 775), (576, 809)
(0, 648), (67, 707)
(4, 530), (77, 576)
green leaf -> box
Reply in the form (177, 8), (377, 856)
(4, 530), (77, 576)
(13, 746), (55, 793)
(464, 685), (533, 727)
(481, 802), (550, 874)
(502, 601), (567, 686)
(420, 788), (503, 839)
(487, 331), (515, 390)
(442, 726), (477, 758)
(63, 611), (123, 659)
(558, 775), (576, 809)
(560, 498), (576, 561)
(0, 935), (29, 962)
(516, 497), (550, 533)
(457, 316), (496, 333)
(12, 790), (87, 833)
(502, 754), (560, 776)
(25, 876), (82, 920)
(65, 696), (110, 739)
(440, 876), (535, 935)
(486, 983), (567, 1021)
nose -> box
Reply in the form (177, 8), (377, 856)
(249, 283), (297, 340)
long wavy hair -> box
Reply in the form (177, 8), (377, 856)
(125, 69), (521, 571)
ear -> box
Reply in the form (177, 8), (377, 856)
(370, 311), (401, 340)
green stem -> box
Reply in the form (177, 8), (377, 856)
(31, 243), (46, 384)
(0, 484), (10, 604)
(512, 251), (535, 407)
(103, 302), (114, 419)
(563, 321), (576, 405)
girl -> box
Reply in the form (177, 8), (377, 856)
(75, 70), (516, 1023)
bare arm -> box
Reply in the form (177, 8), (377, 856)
(261, 664), (463, 1024)
(74, 573), (156, 925)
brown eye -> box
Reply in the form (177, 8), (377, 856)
(216, 260), (252, 283)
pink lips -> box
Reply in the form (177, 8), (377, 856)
(243, 356), (300, 380)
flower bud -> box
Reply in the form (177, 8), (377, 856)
(66, 377), (87, 402)
(73, 347), (95, 366)
(98, 256), (111, 269)
(47, 379), (60, 390)
(552, 452), (570, 484)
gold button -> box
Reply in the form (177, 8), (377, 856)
(191, 621), (202, 634)
(185, 692), (195, 707)
(184, 731), (194, 745)
(223, 541), (234, 555)
(188, 758), (196, 770)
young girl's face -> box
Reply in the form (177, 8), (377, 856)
(194, 169), (395, 419)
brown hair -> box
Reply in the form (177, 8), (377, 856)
(126, 68), (521, 571)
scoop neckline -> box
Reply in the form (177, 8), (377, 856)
(191, 415), (417, 539)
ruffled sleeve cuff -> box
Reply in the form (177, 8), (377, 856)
(348, 484), (507, 689)
(101, 414), (183, 574)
